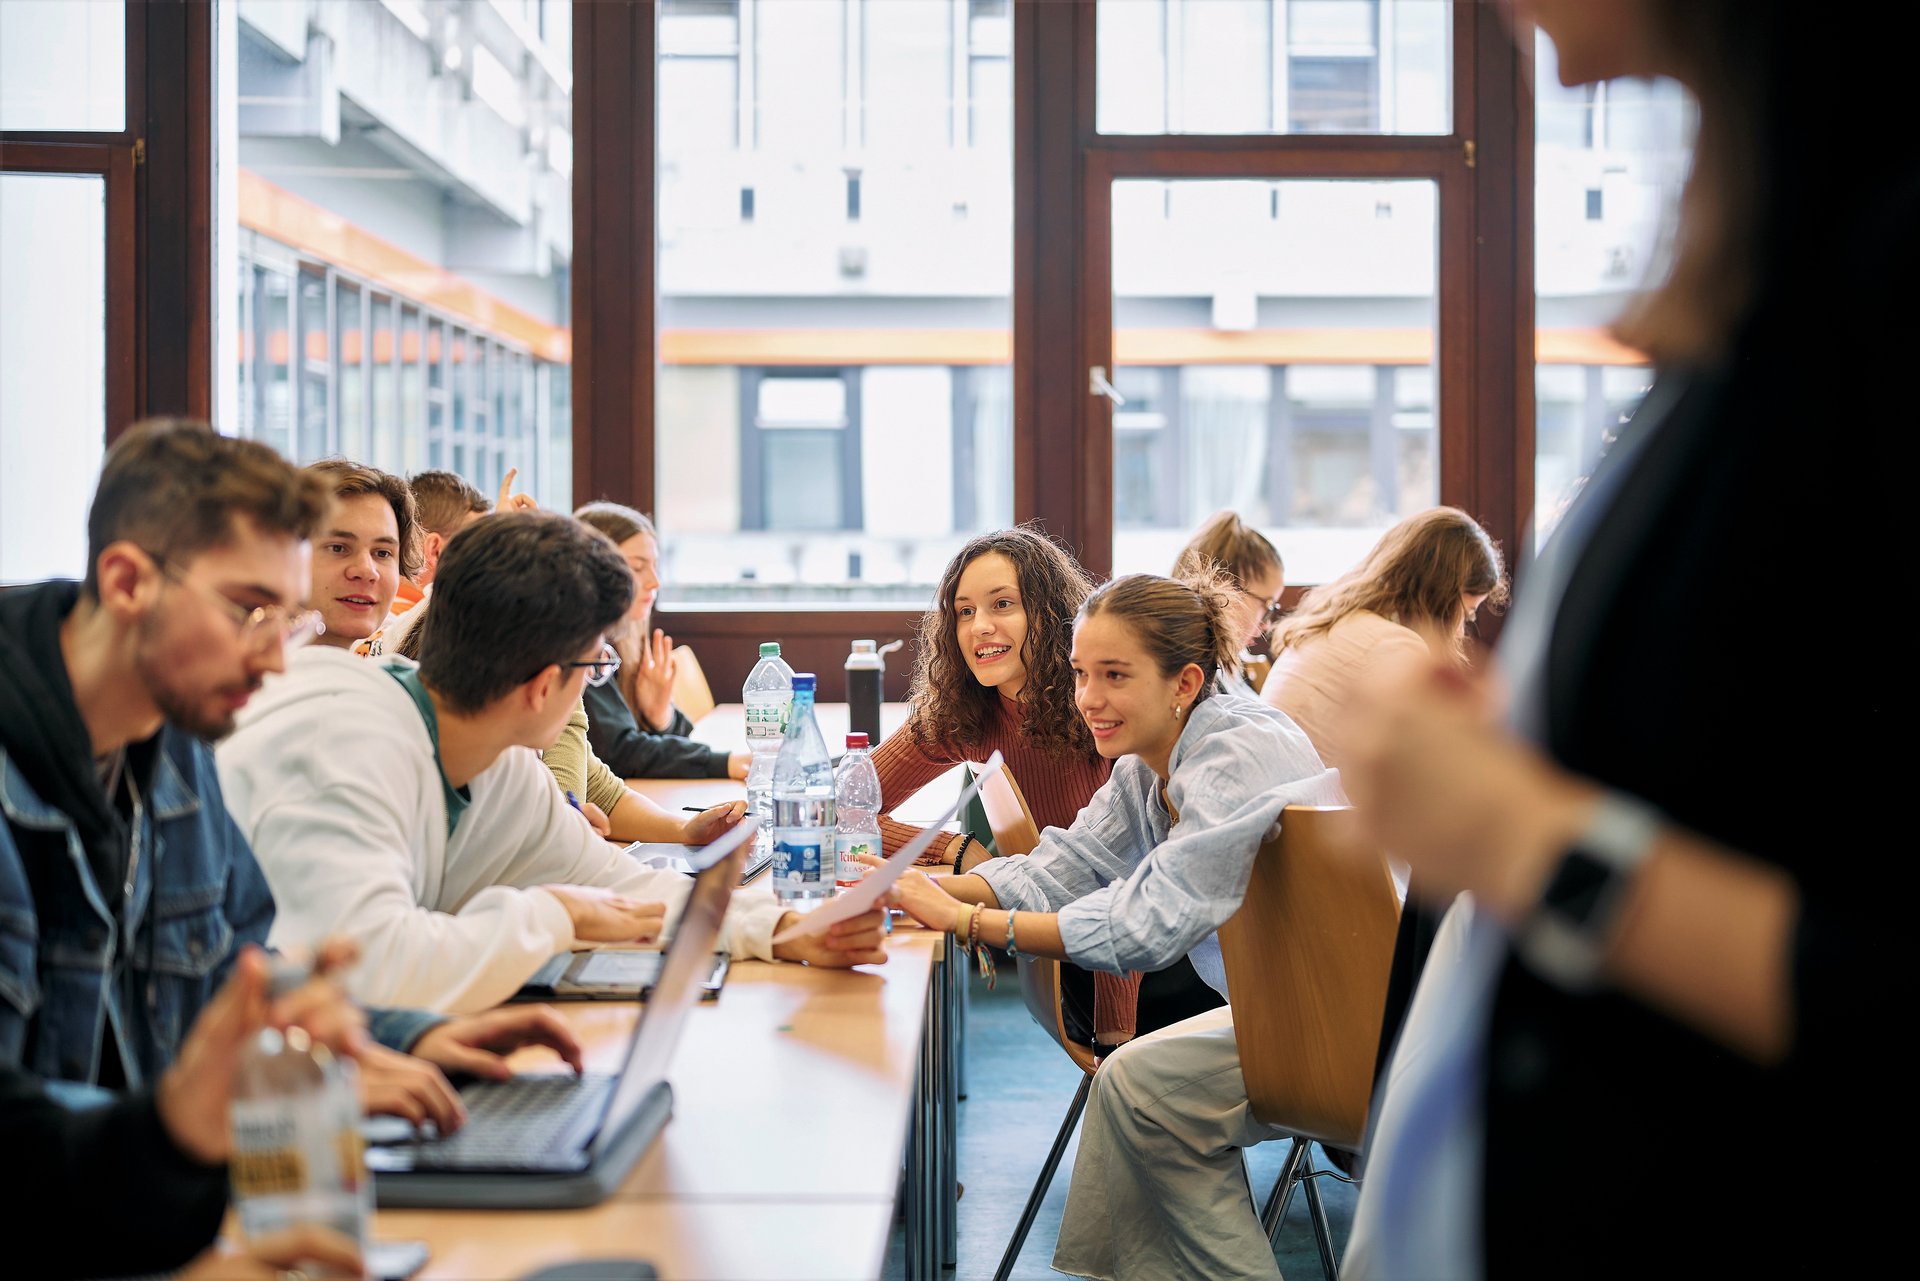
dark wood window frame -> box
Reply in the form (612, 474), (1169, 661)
(573, 0), (1532, 698)
(7, 3), (1525, 692)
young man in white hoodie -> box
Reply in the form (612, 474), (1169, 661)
(218, 510), (888, 1014)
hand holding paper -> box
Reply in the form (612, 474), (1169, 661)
(771, 753), (1004, 945)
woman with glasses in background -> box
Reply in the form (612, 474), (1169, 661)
(1171, 511), (1285, 692)
(1260, 506), (1506, 772)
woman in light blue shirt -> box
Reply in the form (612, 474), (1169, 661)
(883, 572), (1338, 1281)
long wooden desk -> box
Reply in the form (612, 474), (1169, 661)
(377, 933), (948, 1279)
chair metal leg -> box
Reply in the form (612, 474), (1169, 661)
(991, 1073), (1092, 1281)
(1300, 1145), (1341, 1281)
(1260, 1136), (1309, 1243)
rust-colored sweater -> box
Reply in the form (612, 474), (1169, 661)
(872, 696), (1144, 1042)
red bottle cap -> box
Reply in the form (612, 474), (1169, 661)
(846, 732), (869, 750)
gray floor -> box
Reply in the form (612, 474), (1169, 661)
(884, 976), (1357, 1280)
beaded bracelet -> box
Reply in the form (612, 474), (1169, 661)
(954, 902), (997, 989)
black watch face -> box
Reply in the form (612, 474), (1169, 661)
(1542, 847), (1613, 924)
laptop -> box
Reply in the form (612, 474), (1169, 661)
(366, 833), (746, 1209)
(509, 819), (761, 1002)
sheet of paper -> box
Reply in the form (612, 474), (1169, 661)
(771, 752), (1003, 944)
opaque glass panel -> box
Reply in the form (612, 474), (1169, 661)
(0, 174), (106, 582)
(0, 0), (125, 132)
(1097, 0), (1449, 136)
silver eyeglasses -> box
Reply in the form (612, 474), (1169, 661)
(156, 558), (326, 652)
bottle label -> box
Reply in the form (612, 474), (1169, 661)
(747, 696), (792, 736)
(835, 834), (877, 888)
(230, 1084), (369, 1243)
(774, 834), (826, 883)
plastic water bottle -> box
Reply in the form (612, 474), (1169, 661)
(834, 732), (883, 889)
(771, 673), (836, 905)
(228, 1024), (370, 1251)
(743, 642), (794, 862)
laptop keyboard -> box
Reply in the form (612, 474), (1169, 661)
(408, 1074), (613, 1170)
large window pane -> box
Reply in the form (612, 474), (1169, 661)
(0, 173), (105, 582)
(1532, 31), (1692, 541)
(658, 0), (1014, 606)
(0, 0), (125, 132)
(215, 1), (570, 495)
(1109, 178), (1439, 585)
(1097, 0), (1449, 136)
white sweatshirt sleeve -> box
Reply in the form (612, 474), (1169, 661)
(489, 750), (788, 962)
(464, 752), (787, 960)
(233, 755), (578, 1015)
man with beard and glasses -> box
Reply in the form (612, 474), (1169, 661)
(1, 419), (587, 1128)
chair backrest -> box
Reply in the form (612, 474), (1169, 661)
(973, 763), (1041, 856)
(971, 764), (1099, 1075)
(1218, 805), (1399, 1149)
(670, 644), (716, 722)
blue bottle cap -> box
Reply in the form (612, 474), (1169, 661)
(792, 673), (816, 691)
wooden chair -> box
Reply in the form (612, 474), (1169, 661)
(1218, 805), (1401, 1280)
(970, 765), (1103, 1281)
(669, 643), (716, 722)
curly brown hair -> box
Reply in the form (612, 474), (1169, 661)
(907, 526), (1098, 763)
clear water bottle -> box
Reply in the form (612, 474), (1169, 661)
(743, 641), (794, 862)
(228, 1024), (370, 1251)
(834, 732), (883, 889)
(771, 673), (836, 905)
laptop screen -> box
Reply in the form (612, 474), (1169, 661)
(584, 818), (755, 1153)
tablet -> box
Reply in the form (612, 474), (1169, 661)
(513, 948), (731, 1002)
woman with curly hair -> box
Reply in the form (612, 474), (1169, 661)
(874, 528), (1221, 1045)
(873, 526), (1105, 860)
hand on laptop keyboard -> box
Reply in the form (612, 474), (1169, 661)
(361, 1043), (468, 1133)
(412, 1005), (587, 1080)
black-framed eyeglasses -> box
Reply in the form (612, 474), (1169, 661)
(153, 555), (326, 652)
(557, 642), (622, 687)
(1239, 586), (1286, 626)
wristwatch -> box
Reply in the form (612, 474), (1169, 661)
(1514, 792), (1661, 990)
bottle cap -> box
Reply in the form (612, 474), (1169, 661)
(792, 673), (816, 691)
(846, 732), (869, 750)
(759, 642), (782, 657)
(851, 639), (876, 653)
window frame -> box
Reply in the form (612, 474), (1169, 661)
(569, 0), (1532, 695)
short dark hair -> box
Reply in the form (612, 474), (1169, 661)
(85, 418), (330, 597)
(306, 458), (424, 580)
(408, 470), (491, 538)
(415, 511), (634, 714)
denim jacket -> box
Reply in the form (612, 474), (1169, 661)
(1, 731), (440, 1088)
